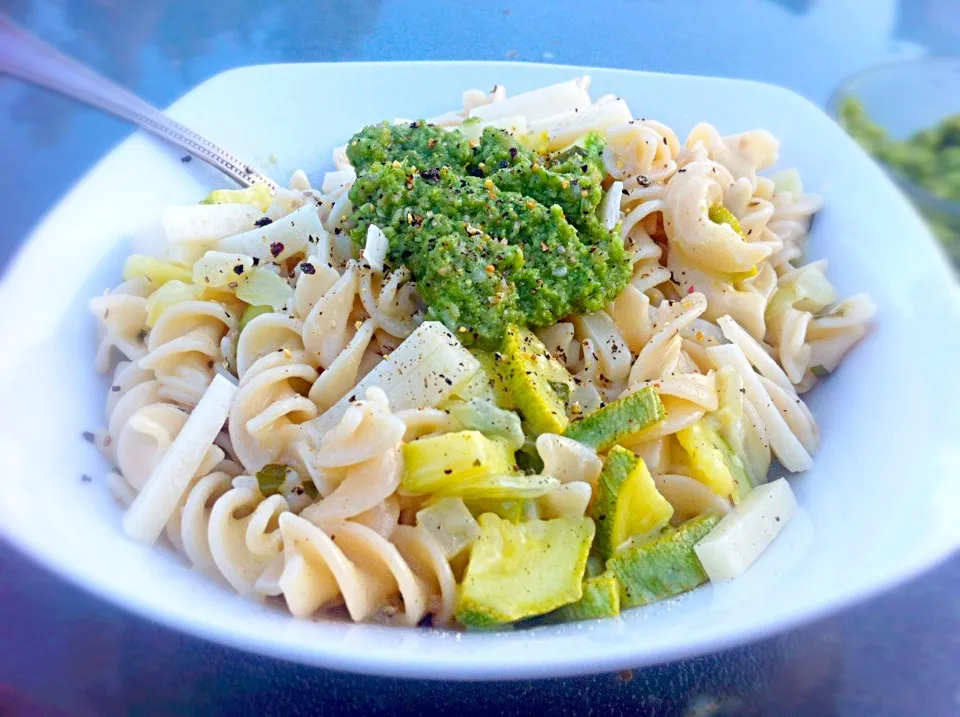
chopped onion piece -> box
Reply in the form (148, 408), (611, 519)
(217, 204), (321, 262)
(193, 251), (254, 287)
(162, 204), (263, 244)
(308, 321), (480, 435)
(363, 225), (389, 273)
(468, 78), (591, 123)
(527, 99), (633, 151)
(416, 497), (480, 559)
(600, 181), (624, 230)
(235, 268), (293, 310)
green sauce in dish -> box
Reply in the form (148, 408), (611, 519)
(345, 122), (631, 346)
(838, 97), (960, 263)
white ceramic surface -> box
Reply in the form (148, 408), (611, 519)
(0, 62), (958, 680)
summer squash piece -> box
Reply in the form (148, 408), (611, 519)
(563, 386), (666, 452)
(145, 280), (201, 326)
(401, 431), (515, 495)
(591, 446), (674, 560)
(500, 326), (574, 435)
(553, 572), (621, 622)
(675, 420), (748, 503)
(607, 514), (720, 609)
(456, 514), (595, 627)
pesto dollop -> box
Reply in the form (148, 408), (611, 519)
(838, 97), (960, 263)
(346, 122), (631, 346)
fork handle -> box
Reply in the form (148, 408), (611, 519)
(0, 16), (278, 192)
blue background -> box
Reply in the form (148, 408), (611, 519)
(0, 1), (958, 715)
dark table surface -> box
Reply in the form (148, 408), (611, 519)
(1, 1), (959, 715)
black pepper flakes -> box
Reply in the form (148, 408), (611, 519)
(180, 155), (192, 163)
(300, 262), (316, 275)
(254, 217), (273, 228)
(270, 242), (284, 257)
(233, 264), (245, 275)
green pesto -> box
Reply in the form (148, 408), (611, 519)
(838, 97), (960, 263)
(346, 123), (631, 346)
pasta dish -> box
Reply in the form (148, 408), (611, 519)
(91, 77), (874, 628)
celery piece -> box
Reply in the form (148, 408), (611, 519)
(607, 514), (719, 608)
(708, 203), (746, 238)
(456, 514), (595, 626)
(235, 267), (293, 310)
(564, 386), (665, 452)
(256, 463), (289, 497)
(238, 304), (273, 333)
(709, 367), (765, 491)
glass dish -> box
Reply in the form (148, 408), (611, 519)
(829, 57), (960, 267)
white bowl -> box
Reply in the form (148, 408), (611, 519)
(0, 62), (957, 680)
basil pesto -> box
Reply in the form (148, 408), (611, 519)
(346, 122), (631, 346)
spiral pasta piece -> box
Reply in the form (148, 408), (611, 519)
(663, 159), (774, 274)
(302, 262), (361, 368)
(684, 123), (779, 185)
(207, 476), (289, 596)
(91, 277), (150, 373)
(276, 513), (431, 624)
(229, 350), (319, 473)
(654, 473), (732, 525)
(139, 300), (236, 406)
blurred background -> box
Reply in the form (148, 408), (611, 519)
(0, 0), (958, 715)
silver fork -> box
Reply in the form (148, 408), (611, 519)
(0, 15), (279, 193)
